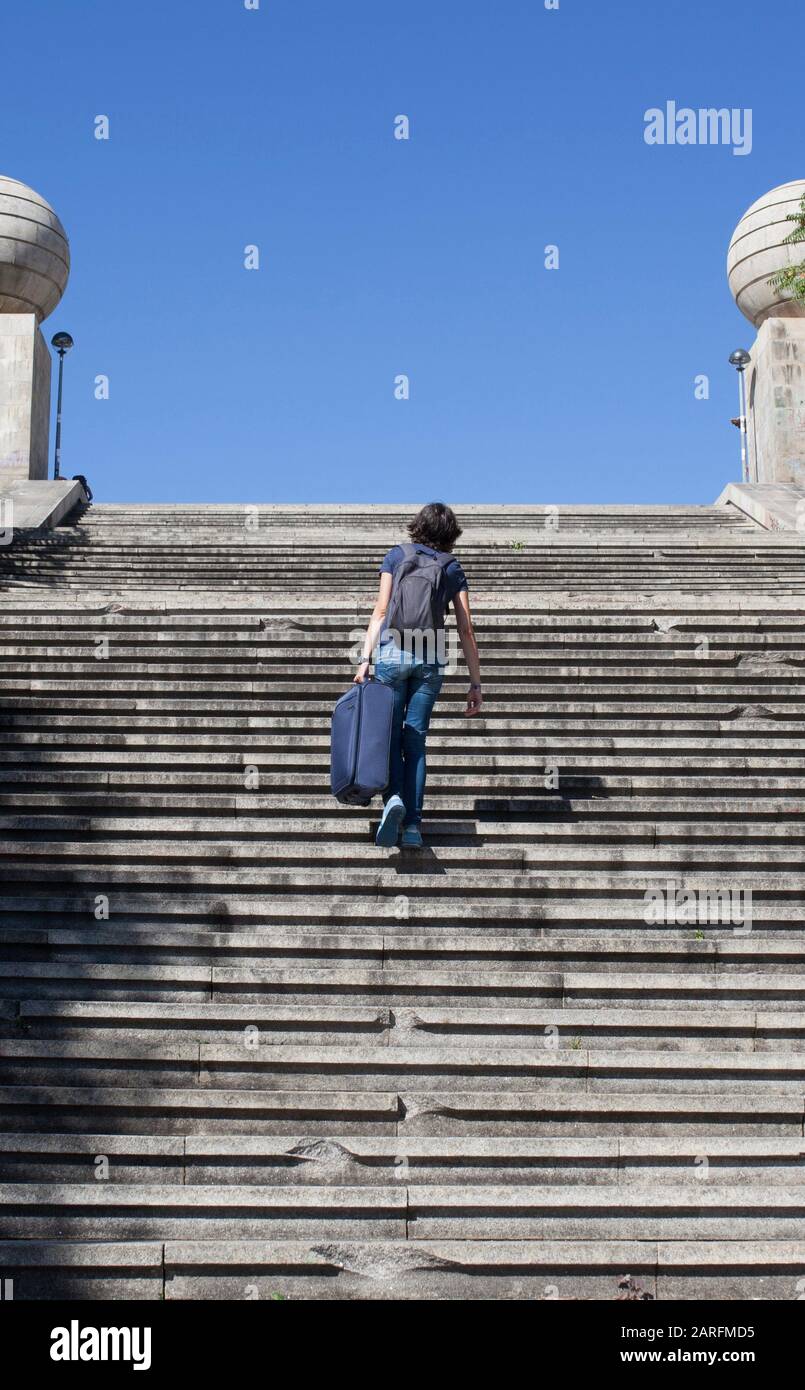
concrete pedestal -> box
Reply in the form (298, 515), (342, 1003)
(0, 314), (51, 482)
(0, 477), (87, 533)
(746, 317), (805, 487)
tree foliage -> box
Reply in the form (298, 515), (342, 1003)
(769, 192), (805, 303)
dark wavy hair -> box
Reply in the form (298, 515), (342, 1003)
(407, 502), (463, 552)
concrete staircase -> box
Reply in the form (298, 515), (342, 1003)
(0, 501), (804, 1300)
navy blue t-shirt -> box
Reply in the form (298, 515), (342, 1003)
(378, 544), (468, 648)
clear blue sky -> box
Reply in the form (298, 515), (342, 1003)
(3, 0), (802, 505)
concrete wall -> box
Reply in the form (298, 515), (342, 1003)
(0, 314), (51, 482)
(747, 317), (805, 487)
(29, 325), (52, 480)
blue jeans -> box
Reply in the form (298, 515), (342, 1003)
(374, 643), (444, 828)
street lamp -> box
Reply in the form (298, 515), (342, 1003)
(50, 331), (74, 481)
(729, 348), (752, 484)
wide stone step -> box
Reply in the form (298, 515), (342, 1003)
(0, 634), (773, 659)
(194, 642), (805, 666)
(6, 555), (797, 569)
(7, 999), (805, 1052)
(5, 959), (803, 1005)
(5, 711), (804, 733)
(3, 611), (789, 626)
(3, 731), (805, 760)
(4, 695), (802, 719)
(40, 658), (794, 688)
(3, 639), (805, 664)
(7, 634), (801, 659)
(3, 772), (805, 807)
(2, 1040), (804, 1093)
(2, 1132), (803, 1186)
(14, 581), (801, 596)
(3, 750), (804, 777)
(4, 591), (799, 609)
(4, 678), (805, 701)
(1, 1181), (803, 1242)
(3, 1084), (799, 1137)
(3, 1231), (796, 1298)
(0, 890), (798, 935)
(5, 562), (802, 576)
(5, 924), (802, 971)
(1, 839), (800, 873)
(3, 791), (804, 824)
(1, 809), (802, 840)
(20, 545), (779, 557)
(0, 859), (800, 894)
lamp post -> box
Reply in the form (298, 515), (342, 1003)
(50, 331), (74, 481)
(728, 348), (752, 484)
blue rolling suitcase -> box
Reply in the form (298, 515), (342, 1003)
(331, 677), (395, 805)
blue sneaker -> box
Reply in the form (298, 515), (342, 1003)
(375, 795), (405, 847)
(401, 826), (423, 849)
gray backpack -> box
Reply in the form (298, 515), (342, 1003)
(385, 544), (455, 656)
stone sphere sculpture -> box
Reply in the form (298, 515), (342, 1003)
(727, 179), (805, 326)
(0, 174), (70, 322)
